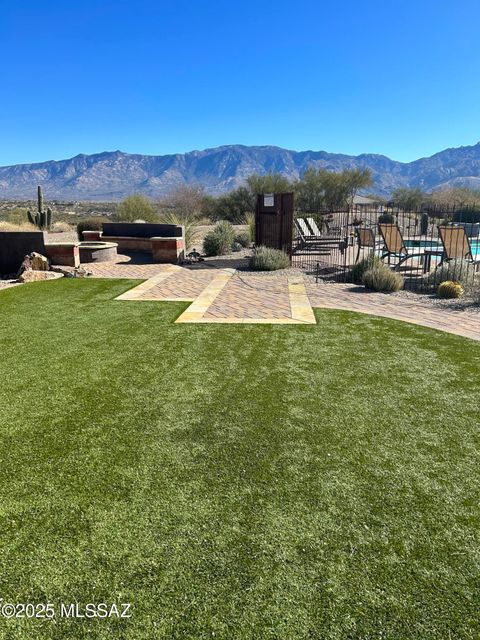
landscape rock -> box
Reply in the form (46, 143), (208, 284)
(18, 270), (63, 283)
(17, 252), (49, 277)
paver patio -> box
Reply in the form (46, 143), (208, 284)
(46, 254), (480, 339)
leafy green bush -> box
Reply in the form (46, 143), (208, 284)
(115, 195), (158, 222)
(362, 263), (404, 292)
(76, 217), (106, 240)
(350, 254), (382, 284)
(378, 212), (395, 224)
(235, 230), (251, 248)
(424, 259), (476, 290)
(249, 246), (290, 271)
(202, 220), (236, 256)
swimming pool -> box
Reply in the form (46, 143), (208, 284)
(404, 238), (480, 258)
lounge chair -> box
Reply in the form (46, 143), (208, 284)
(295, 217), (321, 240)
(378, 223), (425, 271)
(438, 225), (480, 269)
(306, 217), (325, 237)
(293, 217), (342, 254)
(305, 216), (343, 243)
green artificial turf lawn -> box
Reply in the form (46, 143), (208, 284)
(0, 279), (479, 640)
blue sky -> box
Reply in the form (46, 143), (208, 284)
(1, 0), (479, 166)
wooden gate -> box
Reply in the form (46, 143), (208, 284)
(255, 193), (294, 256)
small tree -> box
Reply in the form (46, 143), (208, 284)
(391, 187), (427, 211)
(115, 195), (158, 222)
(294, 167), (373, 210)
(160, 185), (205, 219)
(343, 168), (373, 206)
(207, 187), (254, 223)
(246, 173), (292, 195)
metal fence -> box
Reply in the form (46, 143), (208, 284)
(291, 204), (480, 291)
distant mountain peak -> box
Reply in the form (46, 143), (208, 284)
(1, 143), (480, 201)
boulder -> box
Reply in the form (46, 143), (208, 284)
(17, 252), (49, 277)
(18, 270), (63, 283)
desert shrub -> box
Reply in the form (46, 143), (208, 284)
(378, 212), (395, 224)
(350, 254), (382, 284)
(159, 210), (199, 251)
(0, 221), (35, 232)
(115, 195), (158, 222)
(202, 232), (222, 257)
(249, 246), (290, 271)
(202, 220), (236, 256)
(50, 221), (72, 233)
(76, 217), (106, 240)
(423, 258), (476, 290)
(362, 263), (404, 292)
(437, 281), (464, 299)
(4, 208), (29, 225)
(245, 212), (255, 242)
(235, 230), (251, 248)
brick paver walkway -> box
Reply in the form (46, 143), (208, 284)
(136, 267), (218, 301)
(203, 274), (292, 319)
(86, 255), (173, 279)
(305, 281), (480, 341)
(48, 253), (479, 338)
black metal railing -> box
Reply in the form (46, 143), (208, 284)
(291, 204), (480, 292)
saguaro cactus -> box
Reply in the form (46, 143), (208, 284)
(27, 186), (53, 230)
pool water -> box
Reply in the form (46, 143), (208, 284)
(405, 238), (480, 258)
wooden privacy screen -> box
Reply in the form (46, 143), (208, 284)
(255, 193), (294, 257)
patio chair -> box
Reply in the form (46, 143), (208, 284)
(378, 223), (425, 271)
(438, 225), (480, 269)
(354, 227), (383, 263)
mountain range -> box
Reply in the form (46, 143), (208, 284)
(2, 143), (480, 201)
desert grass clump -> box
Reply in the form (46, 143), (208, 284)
(249, 246), (290, 271)
(437, 281), (464, 299)
(362, 262), (404, 293)
(245, 212), (255, 243)
(350, 254), (382, 284)
(202, 220), (236, 256)
(159, 210), (199, 251)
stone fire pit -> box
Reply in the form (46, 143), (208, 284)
(79, 241), (118, 263)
